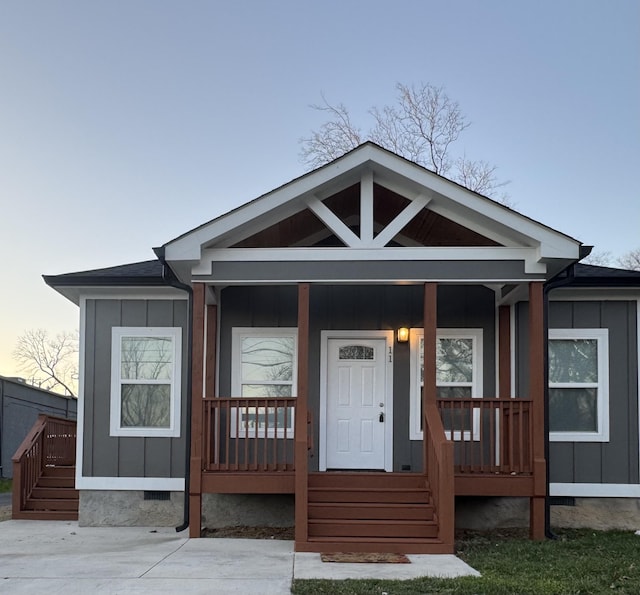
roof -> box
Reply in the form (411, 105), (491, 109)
(43, 260), (165, 287)
(568, 263), (640, 286)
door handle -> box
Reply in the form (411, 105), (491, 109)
(379, 412), (384, 423)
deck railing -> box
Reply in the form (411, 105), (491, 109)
(203, 397), (296, 471)
(423, 402), (454, 546)
(437, 397), (532, 474)
(12, 414), (77, 513)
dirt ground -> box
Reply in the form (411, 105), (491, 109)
(0, 505), (11, 522)
(202, 526), (295, 540)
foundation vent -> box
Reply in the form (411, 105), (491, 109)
(144, 491), (171, 501)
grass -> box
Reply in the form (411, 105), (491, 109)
(291, 529), (640, 595)
(0, 479), (11, 493)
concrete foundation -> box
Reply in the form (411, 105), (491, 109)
(455, 496), (640, 531)
(79, 490), (184, 527)
(202, 494), (295, 528)
(551, 498), (640, 531)
(455, 496), (530, 529)
(79, 490), (640, 532)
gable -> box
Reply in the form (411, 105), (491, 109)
(163, 143), (582, 284)
(232, 183), (501, 249)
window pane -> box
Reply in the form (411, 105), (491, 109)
(549, 388), (597, 432)
(549, 339), (597, 383)
(241, 337), (294, 382)
(241, 384), (293, 398)
(121, 337), (173, 380)
(436, 338), (473, 383)
(437, 387), (472, 399)
(339, 345), (374, 360)
(121, 384), (170, 428)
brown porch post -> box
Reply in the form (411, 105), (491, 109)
(528, 281), (546, 540)
(189, 283), (206, 538)
(423, 282), (437, 468)
(294, 283), (310, 547)
(205, 304), (217, 397)
(498, 305), (511, 399)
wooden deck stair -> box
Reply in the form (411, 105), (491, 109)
(302, 472), (450, 554)
(14, 465), (78, 521)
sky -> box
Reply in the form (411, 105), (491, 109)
(0, 0), (638, 378)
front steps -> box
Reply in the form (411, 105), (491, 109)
(13, 466), (78, 520)
(300, 472), (451, 554)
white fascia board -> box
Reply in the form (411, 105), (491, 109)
(53, 286), (188, 305)
(164, 149), (377, 261)
(76, 476), (185, 491)
(550, 483), (640, 497)
(194, 245), (539, 264)
(191, 246), (547, 276)
(370, 149), (581, 259)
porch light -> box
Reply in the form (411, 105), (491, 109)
(397, 327), (409, 343)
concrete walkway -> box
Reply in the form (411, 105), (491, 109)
(0, 520), (479, 594)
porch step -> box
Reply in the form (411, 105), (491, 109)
(297, 537), (453, 555)
(309, 501), (434, 521)
(308, 519), (438, 539)
(305, 472), (440, 552)
(25, 497), (79, 511)
(14, 465), (79, 521)
(37, 476), (75, 488)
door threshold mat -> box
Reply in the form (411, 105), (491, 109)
(321, 552), (411, 564)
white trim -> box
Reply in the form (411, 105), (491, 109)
(360, 170), (374, 244)
(76, 476), (185, 491)
(230, 327), (298, 438)
(409, 328), (484, 441)
(195, 277), (545, 285)
(370, 193), (432, 248)
(54, 287), (189, 306)
(109, 327), (182, 438)
(319, 330), (394, 472)
(637, 298), (640, 489)
(306, 195), (362, 248)
(75, 298), (88, 489)
(548, 328), (609, 442)
(550, 483), (640, 498)
(194, 245), (543, 264)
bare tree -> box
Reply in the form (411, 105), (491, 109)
(618, 248), (640, 271)
(300, 82), (509, 202)
(13, 329), (78, 397)
(581, 251), (613, 267)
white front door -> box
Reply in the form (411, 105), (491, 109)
(325, 337), (389, 470)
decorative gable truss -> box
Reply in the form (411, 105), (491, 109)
(164, 144), (581, 284)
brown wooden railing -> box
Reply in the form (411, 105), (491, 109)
(203, 397), (296, 472)
(423, 402), (454, 547)
(437, 397), (532, 474)
(12, 414), (77, 513)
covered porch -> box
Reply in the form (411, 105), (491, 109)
(187, 280), (547, 553)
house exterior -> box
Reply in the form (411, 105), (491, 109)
(44, 143), (640, 553)
(1, 376), (77, 478)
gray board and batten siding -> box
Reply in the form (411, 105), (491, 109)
(516, 299), (639, 485)
(82, 299), (188, 479)
(218, 284), (496, 473)
(1, 377), (77, 478)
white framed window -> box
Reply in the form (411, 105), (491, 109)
(110, 327), (182, 437)
(231, 328), (297, 438)
(409, 328), (483, 440)
(549, 328), (609, 442)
